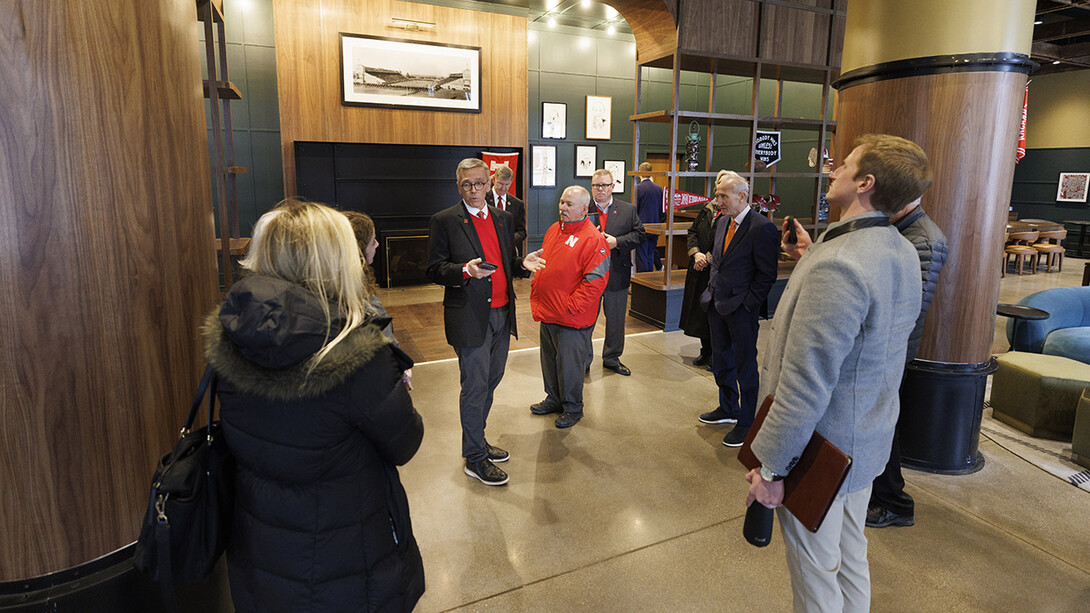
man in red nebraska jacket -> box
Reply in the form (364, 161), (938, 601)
(530, 185), (610, 429)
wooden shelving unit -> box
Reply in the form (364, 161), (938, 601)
(198, 0), (246, 291)
(626, 0), (845, 331)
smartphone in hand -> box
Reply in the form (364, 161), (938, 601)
(478, 261), (498, 270)
(784, 216), (798, 245)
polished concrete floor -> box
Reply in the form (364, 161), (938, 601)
(385, 259), (1090, 612)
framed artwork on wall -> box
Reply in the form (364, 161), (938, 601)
(340, 33), (481, 113)
(532, 145), (557, 188)
(585, 95), (612, 140)
(1057, 172), (1090, 203)
(542, 102), (566, 139)
(604, 160), (625, 193)
(575, 145), (596, 177)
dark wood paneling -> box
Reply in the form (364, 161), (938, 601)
(273, 0), (528, 196)
(0, 0), (218, 580)
(678, 0), (759, 58)
(761, 0), (831, 66)
(836, 70), (1027, 364)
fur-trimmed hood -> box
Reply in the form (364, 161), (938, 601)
(203, 275), (394, 401)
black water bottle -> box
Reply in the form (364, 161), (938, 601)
(743, 503), (774, 547)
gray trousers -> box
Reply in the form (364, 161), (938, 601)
(599, 287), (627, 364)
(539, 322), (593, 415)
(453, 306), (510, 462)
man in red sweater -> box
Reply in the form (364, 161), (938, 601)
(530, 186), (610, 428)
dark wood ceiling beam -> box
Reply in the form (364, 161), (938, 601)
(1031, 40), (1090, 66)
(1033, 15), (1090, 42)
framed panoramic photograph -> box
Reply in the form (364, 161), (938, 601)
(542, 102), (566, 139)
(585, 95), (612, 140)
(1057, 172), (1089, 203)
(575, 145), (596, 177)
(340, 33), (481, 113)
(603, 160), (625, 193)
(532, 145), (557, 188)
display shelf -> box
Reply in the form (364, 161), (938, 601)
(630, 109), (834, 132)
(202, 80), (241, 100)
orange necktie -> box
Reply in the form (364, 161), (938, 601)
(722, 220), (737, 254)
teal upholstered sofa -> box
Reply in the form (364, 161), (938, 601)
(1008, 287), (1090, 365)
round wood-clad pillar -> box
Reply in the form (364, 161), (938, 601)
(0, 0), (218, 582)
(834, 0), (1036, 472)
(835, 0), (1035, 365)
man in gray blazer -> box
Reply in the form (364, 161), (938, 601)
(589, 168), (645, 376)
(744, 134), (929, 611)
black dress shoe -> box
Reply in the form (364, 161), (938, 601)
(866, 505), (914, 528)
(464, 459), (509, 486)
(722, 426), (750, 447)
(603, 361), (631, 376)
(692, 353), (711, 367)
(530, 400), (561, 415)
(555, 412), (583, 428)
(486, 443), (509, 463)
(699, 407), (738, 425)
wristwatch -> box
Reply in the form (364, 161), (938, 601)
(760, 465), (785, 482)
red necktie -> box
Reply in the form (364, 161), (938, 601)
(477, 211), (486, 220)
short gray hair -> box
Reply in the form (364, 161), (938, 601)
(456, 157), (489, 182)
(492, 164), (514, 181)
(716, 170), (749, 197)
(563, 185), (591, 206)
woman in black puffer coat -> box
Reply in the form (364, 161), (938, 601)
(203, 199), (425, 612)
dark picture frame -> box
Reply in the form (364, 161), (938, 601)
(340, 33), (481, 113)
(604, 160), (625, 193)
(575, 145), (596, 177)
(585, 95), (612, 140)
(542, 102), (567, 139)
(532, 145), (557, 188)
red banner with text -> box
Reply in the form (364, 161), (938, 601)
(481, 151), (520, 194)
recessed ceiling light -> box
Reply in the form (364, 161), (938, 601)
(581, 0), (591, 8)
(547, 16), (557, 28)
(607, 23), (616, 35)
(1053, 60), (1061, 64)
(1034, 20), (1043, 25)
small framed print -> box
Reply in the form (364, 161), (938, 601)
(575, 145), (596, 177)
(1057, 172), (1089, 203)
(532, 145), (557, 188)
(603, 160), (625, 193)
(542, 102), (566, 139)
(585, 95), (612, 140)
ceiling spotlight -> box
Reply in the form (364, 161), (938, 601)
(547, 16), (557, 27)
(581, 0), (591, 7)
(607, 23), (616, 35)
(1053, 60), (1061, 64)
(605, 5), (618, 19)
(1034, 20), (1043, 25)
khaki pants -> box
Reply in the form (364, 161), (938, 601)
(777, 486), (872, 613)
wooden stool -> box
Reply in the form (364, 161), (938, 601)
(1033, 229), (1066, 273)
(1004, 230), (1039, 275)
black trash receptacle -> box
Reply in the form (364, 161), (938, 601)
(899, 358), (998, 475)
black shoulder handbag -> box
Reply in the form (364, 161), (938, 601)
(133, 365), (234, 603)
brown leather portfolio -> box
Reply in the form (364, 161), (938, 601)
(738, 396), (853, 533)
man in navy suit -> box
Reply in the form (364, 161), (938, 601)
(485, 164), (527, 257)
(426, 158), (544, 486)
(589, 168), (645, 376)
(698, 170), (780, 446)
(634, 162), (664, 272)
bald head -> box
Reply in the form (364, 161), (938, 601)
(559, 185), (590, 222)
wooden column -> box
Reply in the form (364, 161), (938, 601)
(834, 0), (1036, 365)
(0, 0), (218, 580)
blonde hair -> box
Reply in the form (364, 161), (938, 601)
(241, 198), (373, 367)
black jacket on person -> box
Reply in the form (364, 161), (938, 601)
(203, 275), (425, 613)
(894, 205), (949, 362)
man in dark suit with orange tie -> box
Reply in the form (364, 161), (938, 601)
(485, 164), (527, 257)
(426, 158), (545, 486)
(698, 170), (780, 447)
